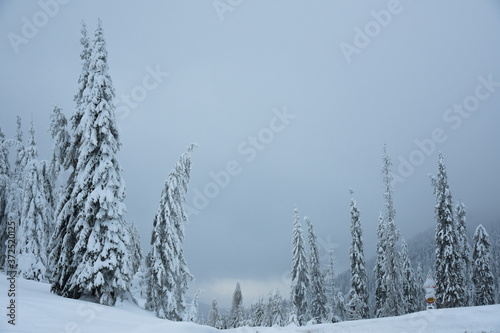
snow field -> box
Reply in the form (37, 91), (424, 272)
(1, 273), (499, 333)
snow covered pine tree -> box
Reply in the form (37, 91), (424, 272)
(456, 200), (473, 306)
(375, 145), (404, 317)
(50, 20), (137, 305)
(290, 207), (309, 325)
(400, 239), (419, 313)
(472, 224), (495, 306)
(0, 127), (10, 269)
(347, 189), (369, 320)
(145, 144), (196, 320)
(431, 152), (464, 308)
(229, 281), (244, 328)
(306, 217), (328, 323)
(49, 20), (91, 293)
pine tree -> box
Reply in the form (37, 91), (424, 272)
(456, 200), (472, 306)
(186, 289), (200, 322)
(14, 116), (26, 187)
(145, 145), (196, 320)
(375, 146), (404, 317)
(5, 117), (25, 247)
(472, 224), (495, 306)
(130, 259), (148, 302)
(415, 262), (425, 311)
(306, 217), (328, 323)
(347, 189), (369, 320)
(71, 19), (135, 305)
(49, 20), (92, 292)
(5, 118), (26, 269)
(18, 160), (52, 281)
(431, 152), (464, 308)
(207, 299), (220, 328)
(17, 122), (52, 281)
(229, 281), (244, 328)
(51, 20), (136, 306)
(324, 248), (342, 323)
(401, 239), (419, 313)
(264, 289), (285, 327)
(126, 220), (143, 278)
(374, 213), (385, 317)
(48, 105), (70, 183)
(335, 292), (347, 321)
(47, 105), (70, 220)
(290, 207), (309, 325)
(0, 127), (10, 269)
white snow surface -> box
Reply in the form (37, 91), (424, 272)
(1, 273), (499, 333)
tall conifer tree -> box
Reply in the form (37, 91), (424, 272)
(472, 224), (495, 306)
(347, 189), (369, 320)
(306, 217), (328, 323)
(145, 145), (196, 320)
(431, 152), (464, 308)
(290, 207), (309, 325)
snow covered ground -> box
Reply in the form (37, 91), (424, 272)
(1, 272), (499, 333)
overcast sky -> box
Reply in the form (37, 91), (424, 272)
(1, 0), (500, 308)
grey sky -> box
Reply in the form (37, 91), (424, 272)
(1, 0), (500, 307)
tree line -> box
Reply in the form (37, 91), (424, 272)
(0, 20), (198, 322)
(202, 147), (497, 328)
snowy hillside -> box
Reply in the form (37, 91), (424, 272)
(1, 273), (499, 333)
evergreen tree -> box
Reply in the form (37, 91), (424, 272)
(5, 117), (25, 249)
(251, 297), (266, 327)
(48, 105), (70, 183)
(347, 189), (369, 320)
(47, 105), (70, 221)
(126, 220), (143, 277)
(401, 239), (419, 313)
(17, 121), (51, 281)
(456, 200), (472, 306)
(14, 116), (26, 187)
(71, 19), (135, 305)
(306, 217), (328, 323)
(0, 127), (10, 269)
(229, 281), (244, 328)
(472, 224), (495, 306)
(130, 259), (148, 302)
(186, 289), (200, 322)
(335, 292), (347, 321)
(49, 20), (92, 292)
(207, 299), (220, 328)
(375, 146), (404, 317)
(415, 262), (425, 311)
(324, 248), (342, 323)
(145, 145), (196, 320)
(430, 152), (464, 308)
(264, 289), (285, 327)
(51, 20), (135, 306)
(374, 214), (385, 317)
(290, 207), (309, 325)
